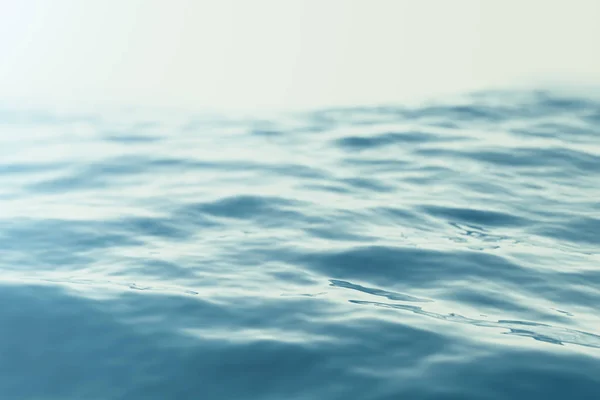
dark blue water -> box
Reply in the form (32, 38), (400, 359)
(1, 90), (600, 399)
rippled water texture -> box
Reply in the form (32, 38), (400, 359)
(1, 90), (600, 399)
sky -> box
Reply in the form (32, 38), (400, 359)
(1, 0), (599, 113)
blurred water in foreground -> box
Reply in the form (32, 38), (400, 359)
(1, 90), (600, 399)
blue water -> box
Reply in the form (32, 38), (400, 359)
(1, 90), (600, 399)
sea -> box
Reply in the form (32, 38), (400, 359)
(1, 89), (599, 399)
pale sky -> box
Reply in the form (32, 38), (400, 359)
(1, 0), (599, 112)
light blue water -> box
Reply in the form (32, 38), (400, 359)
(1, 90), (600, 399)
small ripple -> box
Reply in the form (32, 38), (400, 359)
(191, 195), (306, 222)
(334, 131), (440, 150)
(102, 134), (162, 143)
(330, 279), (431, 303)
(338, 177), (395, 193)
(350, 300), (600, 349)
(295, 244), (539, 288)
(531, 216), (600, 245)
(422, 206), (531, 228)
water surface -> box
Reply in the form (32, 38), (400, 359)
(1, 90), (600, 399)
